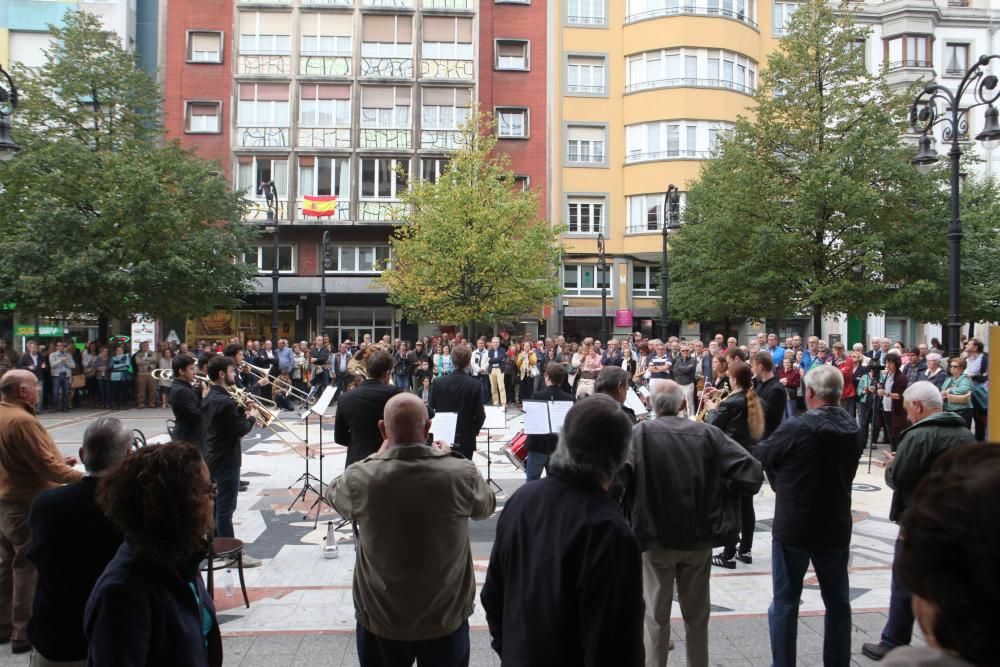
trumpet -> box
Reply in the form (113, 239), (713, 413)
(693, 387), (730, 422)
(241, 362), (316, 406)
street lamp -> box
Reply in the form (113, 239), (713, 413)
(320, 230), (332, 341)
(260, 179), (279, 345)
(0, 63), (20, 161)
(597, 233), (608, 343)
(909, 53), (1000, 359)
(660, 184), (680, 341)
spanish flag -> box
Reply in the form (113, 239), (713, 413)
(302, 195), (338, 217)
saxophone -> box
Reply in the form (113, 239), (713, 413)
(694, 388), (730, 422)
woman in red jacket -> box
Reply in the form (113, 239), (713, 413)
(777, 355), (800, 420)
(835, 342), (858, 419)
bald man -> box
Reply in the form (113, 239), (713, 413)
(327, 392), (495, 665)
(0, 370), (83, 653)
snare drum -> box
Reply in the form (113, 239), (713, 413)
(502, 430), (528, 470)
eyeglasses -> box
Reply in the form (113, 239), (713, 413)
(950, 364), (960, 369)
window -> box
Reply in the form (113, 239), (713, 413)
(626, 48), (755, 94)
(237, 157), (288, 200)
(945, 43), (969, 76)
(496, 40), (529, 70)
(300, 13), (352, 55)
(329, 246), (391, 273)
(361, 15), (413, 58)
(238, 83), (290, 126)
(360, 157), (409, 200)
(421, 158), (450, 183)
(187, 31), (223, 63)
(238, 12), (291, 54)
(497, 108), (528, 138)
(567, 55), (606, 95)
(566, 125), (607, 165)
(361, 86), (412, 128)
(250, 244), (295, 274)
(633, 266), (660, 297)
(9, 31), (54, 70)
(627, 193), (686, 232)
(299, 157), (350, 198)
(567, 0), (606, 25)
(513, 175), (530, 191)
(772, 1), (797, 36)
(422, 17), (474, 59)
(300, 84), (351, 127)
(885, 35), (932, 69)
(422, 87), (472, 129)
(563, 264), (611, 297)
(567, 198), (605, 234)
(185, 102), (221, 133)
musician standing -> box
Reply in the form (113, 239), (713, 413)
(428, 345), (485, 461)
(334, 350), (401, 467)
(256, 340), (280, 401)
(200, 356), (261, 566)
(168, 355), (203, 448)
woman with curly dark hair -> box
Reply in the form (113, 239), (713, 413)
(85, 443), (222, 667)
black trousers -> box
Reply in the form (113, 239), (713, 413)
(723, 492), (756, 558)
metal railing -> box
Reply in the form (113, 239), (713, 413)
(567, 84), (606, 94)
(424, 0), (472, 8)
(567, 151), (606, 164)
(567, 15), (606, 25)
(625, 148), (711, 163)
(625, 77), (754, 95)
(625, 5), (757, 28)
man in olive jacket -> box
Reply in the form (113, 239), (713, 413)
(862, 381), (974, 661)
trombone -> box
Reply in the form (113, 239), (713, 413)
(241, 362), (316, 406)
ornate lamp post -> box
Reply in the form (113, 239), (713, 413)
(659, 184), (680, 341)
(909, 54), (1000, 359)
(597, 233), (608, 343)
(0, 64), (20, 160)
(260, 180), (280, 345)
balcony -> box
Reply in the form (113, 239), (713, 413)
(302, 0), (353, 5)
(360, 127), (413, 149)
(625, 77), (754, 96)
(567, 83), (606, 95)
(424, 0), (472, 8)
(566, 15), (606, 25)
(363, 0), (413, 6)
(420, 58), (474, 80)
(361, 56), (414, 78)
(359, 200), (408, 223)
(298, 127), (352, 149)
(236, 126), (290, 148)
(245, 198), (289, 222)
(300, 55), (352, 76)
(237, 54), (292, 76)
(295, 198), (352, 221)
(625, 5), (758, 29)
(420, 129), (465, 150)
(625, 148), (712, 164)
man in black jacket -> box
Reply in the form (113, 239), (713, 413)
(334, 350), (401, 467)
(752, 351), (787, 438)
(625, 380), (762, 667)
(201, 356), (259, 556)
(169, 354), (203, 448)
(26, 417), (129, 664)
(523, 363), (574, 480)
(753, 364), (863, 667)
(429, 345), (485, 460)
(481, 395), (644, 666)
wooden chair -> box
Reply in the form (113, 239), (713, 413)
(205, 537), (250, 608)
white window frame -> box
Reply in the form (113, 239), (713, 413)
(299, 86), (351, 128)
(632, 266), (661, 298)
(184, 101), (222, 134)
(567, 55), (607, 95)
(562, 264), (613, 297)
(627, 193), (686, 233)
(566, 197), (605, 235)
(772, 1), (797, 36)
(497, 107), (529, 138)
(298, 157), (350, 199)
(251, 244), (296, 274)
(421, 157), (450, 183)
(239, 14), (291, 55)
(361, 87), (412, 129)
(567, 0), (607, 26)
(566, 124), (607, 166)
(944, 42), (969, 76)
(359, 157), (409, 200)
(238, 98), (290, 127)
(495, 40), (529, 71)
(421, 103), (471, 130)
(237, 157), (289, 200)
(328, 245), (391, 274)
(187, 31), (223, 64)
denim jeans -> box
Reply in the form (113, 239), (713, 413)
(97, 377), (111, 407)
(53, 374), (70, 410)
(880, 538), (913, 647)
(394, 373), (411, 391)
(784, 398), (797, 420)
(769, 541), (851, 667)
(525, 452), (548, 481)
(479, 375), (491, 405)
(357, 620), (469, 667)
(211, 464), (241, 538)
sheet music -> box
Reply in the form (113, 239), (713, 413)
(548, 401), (573, 433)
(303, 386), (337, 420)
(483, 405), (506, 430)
(521, 401), (552, 435)
(430, 412), (459, 445)
(625, 388), (649, 417)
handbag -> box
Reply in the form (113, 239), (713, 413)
(529, 366), (540, 378)
(71, 374), (86, 389)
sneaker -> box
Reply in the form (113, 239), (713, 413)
(711, 552), (736, 569)
(735, 551), (752, 564)
(242, 554), (262, 568)
(861, 642), (892, 661)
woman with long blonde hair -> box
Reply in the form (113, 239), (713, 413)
(705, 360), (764, 568)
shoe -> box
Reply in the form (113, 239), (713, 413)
(711, 552), (736, 569)
(0, 634), (9, 644)
(669, 640), (674, 651)
(242, 554), (262, 568)
(862, 642), (892, 661)
(11, 639), (31, 654)
(735, 551), (752, 564)
(239, 480), (250, 489)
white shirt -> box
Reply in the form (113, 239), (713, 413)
(883, 374), (894, 412)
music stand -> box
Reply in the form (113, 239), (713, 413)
(480, 406), (506, 494)
(288, 386), (336, 525)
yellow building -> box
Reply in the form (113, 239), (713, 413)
(552, 0), (787, 339)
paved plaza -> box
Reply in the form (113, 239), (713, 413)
(15, 406), (923, 666)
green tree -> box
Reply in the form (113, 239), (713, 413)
(0, 11), (257, 331)
(377, 112), (563, 331)
(669, 0), (942, 332)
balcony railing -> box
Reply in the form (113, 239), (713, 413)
(420, 129), (465, 150)
(625, 5), (758, 28)
(420, 58), (474, 80)
(359, 200), (408, 223)
(360, 127), (413, 148)
(363, 0), (413, 7)
(567, 84), (606, 94)
(237, 54), (292, 76)
(302, 0), (352, 5)
(887, 59), (933, 70)
(625, 77), (754, 96)
(361, 56), (414, 78)
(245, 198), (289, 222)
(424, 0), (472, 8)
(295, 198), (352, 221)
(297, 127), (352, 148)
(300, 55), (352, 76)
(625, 148), (712, 163)
(626, 220), (682, 234)
(236, 126), (290, 148)
(567, 15), (606, 25)
(567, 152), (606, 164)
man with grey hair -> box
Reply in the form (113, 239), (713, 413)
(595, 366), (638, 423)
(26, 417), (130, 665)
(861, 381), (974, 661)
(624, 380), (762, 667)
(753, 364), (863, 666)
(482, 394), (643, 665)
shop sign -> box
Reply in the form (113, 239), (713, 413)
(15, 325), (63, 336)
(614, 310), (633, 327)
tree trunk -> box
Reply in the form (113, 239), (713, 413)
(97, 315), (109, 344)
(812, 304), (823, 339)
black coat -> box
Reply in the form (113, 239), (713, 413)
(26, 477), (123, 661)
(169, 379), (203, 447)
(85, 542), (222, 667)
(754, 375), (786, 439)
(754, 405), (863, 550)
(17, 352), (47, 382)
(255, 350), (280, 378)
(481, 469), (644, 667)
(334, 379), (402, 466)
(708, 392), (754, 449)
(524, 386), (575, 455)
(201, 385), (254, 471)
(429, 371), (486, 459)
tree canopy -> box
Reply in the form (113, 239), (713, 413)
(377, 112), (563, 328)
